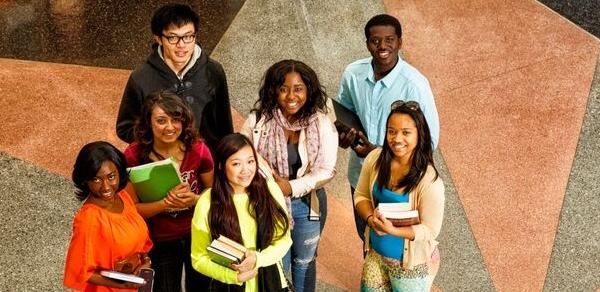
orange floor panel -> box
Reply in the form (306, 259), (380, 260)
(0, 58), (129, 177)
(0, 58), (244, 178)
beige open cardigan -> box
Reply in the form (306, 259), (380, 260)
(354, 148), (445, 269)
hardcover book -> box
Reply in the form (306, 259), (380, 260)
(207, 235), (247, 267)
(127, 157), (182, 203)
(378, 203), (420, 227)
(99, 270), (145, 284)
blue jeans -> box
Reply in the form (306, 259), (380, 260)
(149, 235), (211, 292)
(283, 188), (327, 292)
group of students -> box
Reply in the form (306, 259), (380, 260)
(62, 3), (444, 292)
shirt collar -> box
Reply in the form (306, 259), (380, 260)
(366, 56), (404, 87)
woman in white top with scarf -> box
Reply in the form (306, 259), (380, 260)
(241, 59), (337, 292)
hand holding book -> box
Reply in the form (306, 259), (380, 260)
(237, 268), (257, 282)
(231, 249), (257, 273)
(163, 183), (197, 210)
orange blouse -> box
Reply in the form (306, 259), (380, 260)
(63, 190), (153, 291)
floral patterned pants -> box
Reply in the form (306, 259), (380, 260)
(360, 248), (439, 292)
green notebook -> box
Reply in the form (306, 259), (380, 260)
(127, 157), (182, 203)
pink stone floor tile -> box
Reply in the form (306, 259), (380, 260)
(384, 0), (599, 291)
(384, 0), (598, 96)
(0, 58), (243, 178)
(0, 58), (129, 177)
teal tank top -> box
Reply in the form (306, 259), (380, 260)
(369, 183), (409, 260)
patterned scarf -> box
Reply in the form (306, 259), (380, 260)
(257, 108), (322, 179)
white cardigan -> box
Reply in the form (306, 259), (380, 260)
(240, 111), (338, 198)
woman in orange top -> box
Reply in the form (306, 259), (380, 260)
(63, 141), (153, 291)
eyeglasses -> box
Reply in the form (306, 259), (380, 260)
(391, 100), (420, 111)
(162, 33), (196, 44)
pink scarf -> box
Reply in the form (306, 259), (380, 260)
(257, 109), (322, 179)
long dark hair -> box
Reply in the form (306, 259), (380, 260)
(252, 59), (328, 124)
(209, 134), (289, 246)
(375, 102), (438, 193)
(72, 141), (128, 201)
(134, 90), (198, 163)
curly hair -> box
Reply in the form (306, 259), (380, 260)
(252, 59), (328, 123)
(133, 89), (199, 164)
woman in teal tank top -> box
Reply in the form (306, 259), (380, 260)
(353, 100), (445, 292)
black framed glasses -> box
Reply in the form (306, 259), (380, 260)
(162, 33), (196, 44)
(391, 100), (420, 111)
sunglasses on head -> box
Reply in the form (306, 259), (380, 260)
(391, 100), (420, 111)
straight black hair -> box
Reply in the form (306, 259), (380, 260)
(72, 141), (128, 200)
(151, 4), (200, 36)
(209, 134), (289, 246)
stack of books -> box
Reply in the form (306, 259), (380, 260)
(378, 203), (420, 227)
(207, 235), (247, 267)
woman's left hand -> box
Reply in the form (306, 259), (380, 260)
(231, 249), (257, 273)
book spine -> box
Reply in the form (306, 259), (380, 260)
(218, 236), (247, 253)
(388, 217), (420, 227)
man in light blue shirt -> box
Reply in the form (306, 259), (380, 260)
(335, 14), (440, 242)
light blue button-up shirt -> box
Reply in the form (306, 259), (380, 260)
(335, 57), (440, 187)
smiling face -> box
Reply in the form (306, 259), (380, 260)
(224, 145), (257, 194)
(277, 72), (307, 122)
(87, 161), (120, 201)
(386, 113), (418, 161)
(151, 105), (182, 145)
(367, 25), (401, 72)
(155, 22), (196, 71)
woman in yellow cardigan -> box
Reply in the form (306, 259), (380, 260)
(190, 133), (292, 291)
(354, 101), (445, 292)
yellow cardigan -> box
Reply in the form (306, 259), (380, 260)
(353, 148), (445, 269)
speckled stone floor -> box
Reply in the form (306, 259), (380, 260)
(1, 0), (599, 291)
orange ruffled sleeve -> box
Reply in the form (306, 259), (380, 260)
(63, 206), (113, 290)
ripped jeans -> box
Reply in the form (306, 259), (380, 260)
(283, 188), (327, 292)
